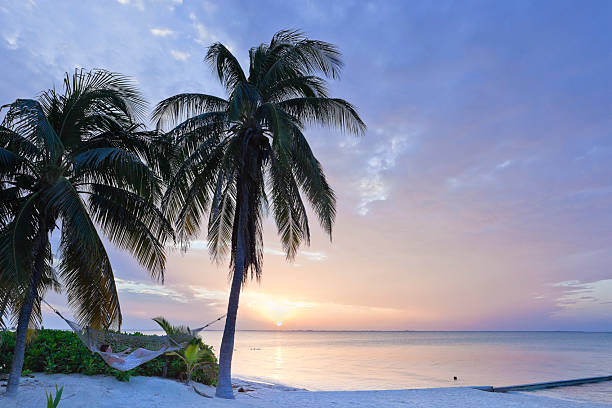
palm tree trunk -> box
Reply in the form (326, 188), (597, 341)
(5, 224), (48, 397)
(215, 179), (248, 399)
(0, 293), (9, 329)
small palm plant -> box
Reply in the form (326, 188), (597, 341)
(153, 316), (216, 385)
(45, 385), (63, 408)
(169, 343), (212, 385)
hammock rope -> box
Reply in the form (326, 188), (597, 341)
(41, 299), (226, 371)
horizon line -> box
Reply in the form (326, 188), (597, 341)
(33, 327), (612, 334)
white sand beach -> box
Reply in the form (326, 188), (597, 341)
(1, 373), (610, 408)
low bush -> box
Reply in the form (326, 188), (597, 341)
(0, 328), (217, 385)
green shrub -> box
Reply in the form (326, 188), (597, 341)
(0, 329), (217, 385)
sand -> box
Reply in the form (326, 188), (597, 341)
(1, 373), (610, 407)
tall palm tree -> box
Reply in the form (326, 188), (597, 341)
(154, 30), (365, 398)
(0, 69), (172, 396)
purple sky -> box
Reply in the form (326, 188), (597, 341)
(1, 0), (611, 331)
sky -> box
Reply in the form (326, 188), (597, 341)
(1, 0), (611, 331)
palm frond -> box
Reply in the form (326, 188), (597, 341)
(0, 125), (41, 161)
(259, 31), (343, 89)
(172, 148), (226, 247)
(263, 75), (329, 102)
(268, 153), (310, 259)
(153, 316), (191, 336)
(207, 158), (238, 262)
(83, 183), (173, 280)
(205, 43), (247, 93)
(60, 68), (147, 122)
(279, 97), (366, 135)
(72, 147), (160, 199)
(228, 82), (261, 122)
(2, 99), (64, 161)
(289, 126), (336, 237)
(45, 177), (121, 328)
(152, 93), (228, 131)
(9, 193), (41, 284)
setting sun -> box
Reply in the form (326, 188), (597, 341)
(245, 293), (316, 327)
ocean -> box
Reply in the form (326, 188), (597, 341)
(195, 330), (612, 404)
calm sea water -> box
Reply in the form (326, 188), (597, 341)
(192, 331), (612, 404)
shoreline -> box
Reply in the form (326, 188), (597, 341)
(1, 373), (610, 407)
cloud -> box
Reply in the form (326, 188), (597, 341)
(496, 160), (512, 170)
(189, 286), (227, 300)
(188, 12), (215, 45)
(446, 159), (515, 191)
(300, 251), (328, 261)
(264, 248), (327, 261)
(166, 240), (208, 250)
(115, 0), (145, 10)
(170, 49), (190, 61)
(115, 278), (188, 303)
(150, 28), (174, 37)
(357, 131), (413, 215)
(552, 279), (612, 319)
(3, 32), (19, 49)
(116, 278), (227, 304)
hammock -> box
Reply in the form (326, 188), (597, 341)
(43, 300), (225, 371)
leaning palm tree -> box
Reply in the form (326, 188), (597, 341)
(154, 30), (365, 398)
(0, 69), (172, 396)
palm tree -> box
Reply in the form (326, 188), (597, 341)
(153, 30), (365, 398)
(0, 69), (172, 396)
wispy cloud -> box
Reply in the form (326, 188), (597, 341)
(357, 130), (413, 215)
(116, 0), (145, 10)
(116, 279), (227, 304)
(189, 12), (215, 45)
(150, 28), (174, 37)
(115, 278), (188, 303)
(446, 159), (514, 191)
(166, 240), (208, 250)
(189, 286), (226, 300)
(496, 160), (512, 170)
(264, 248), (327, 261)
(170, 49), (190, 61)
(3, 32), (19, 49)
(552, 279), (612, 319)
(300, 251), (328, 261)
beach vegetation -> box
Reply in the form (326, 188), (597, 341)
(0, 328), (217, 385)
(152, 315), (217, 385)
(168, 342), (214, 385)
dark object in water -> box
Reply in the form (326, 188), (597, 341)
(238, 387), (245, 392)
(453, 376), (457, 381)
